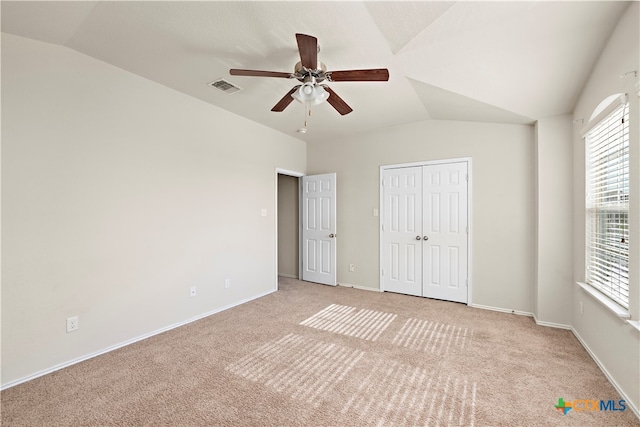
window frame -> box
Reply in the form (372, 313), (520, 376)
(583, 94), (630, 310)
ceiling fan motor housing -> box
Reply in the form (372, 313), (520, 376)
(294, 61), (328, 83)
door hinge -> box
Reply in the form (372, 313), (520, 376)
(465, 174), (469, 182)
(466, 278), (469, 287)
(382, 224), (385, 231)
(466, 226), (469, 234)
(381, 269), (384, 276)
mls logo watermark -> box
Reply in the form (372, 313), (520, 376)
(555, 397), (626, 415)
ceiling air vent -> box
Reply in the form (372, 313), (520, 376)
(208, 79), (242, 94)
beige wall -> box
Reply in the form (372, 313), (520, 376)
(307, 120), (535, 312)
(2, 3), (638, 415)
(534, 115), (574, 327)
(571, 2), (639, 414)
(277, 174), (299, 278)
(1, 34), (306, 386)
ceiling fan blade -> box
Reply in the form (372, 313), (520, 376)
(271, 85), (301, 112)
(327, 69), (389, 82)
(230, 69), (293, 78)
(296, 33), (318, 70)
(322, 86), (353, 115)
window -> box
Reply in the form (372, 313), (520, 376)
(585, 98), (629, 308)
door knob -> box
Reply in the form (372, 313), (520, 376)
(416, 236), (421, 240)
(423, 236), (429, 241)
(329, 233), (336, 238)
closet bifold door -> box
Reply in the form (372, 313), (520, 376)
(382, 162), (469, 303)
(421, 162), (468, 303)
(382, 166), (423, 297)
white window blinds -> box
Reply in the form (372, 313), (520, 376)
(585, 100), (629, 308)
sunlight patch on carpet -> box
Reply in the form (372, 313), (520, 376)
(392, 318), (474, 354)
(300, 304), (397, 341)
(226, 333), (365, 407)
(342, 357), (477, 426)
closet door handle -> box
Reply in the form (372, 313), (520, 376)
(416, 236), (421, 240)
(423, 236), (429, 241)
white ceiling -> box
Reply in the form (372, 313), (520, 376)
(1, 1), (630, 144)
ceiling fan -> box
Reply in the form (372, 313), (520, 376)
(230, 33), (389, 116)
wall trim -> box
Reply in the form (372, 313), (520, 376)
(469, 303), (533, 318)
(532, 315), (572, 330)
(471, 303), (573, 329)
(1, 289), (277, 391)
(571, 327), (640, 420)
(338, 282), (383, 292)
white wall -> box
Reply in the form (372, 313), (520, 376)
(1, 33), (306, 387)
(534, 115), (574, 327)
(307, 120), (535, 312)
(571, 2), (639, 415)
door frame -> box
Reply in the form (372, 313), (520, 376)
(275, 168), (305, 291)
(379, 157), (473, 304)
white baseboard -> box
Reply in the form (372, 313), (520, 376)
(1, 289), (277, 391)
(470, 304), (571, 329)
(337, 282), (382, 292)
(532, 315), (572, 330)
(571, 327), (640, 420)
(469, 303), (533, 318)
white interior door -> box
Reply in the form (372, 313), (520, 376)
(302, 173), (337, 286)
(382, 167), (423, 296)
(422, 162), (468, 303)
(382, 161), (469, 303)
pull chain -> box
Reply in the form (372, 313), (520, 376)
(304, 102), (312, 128)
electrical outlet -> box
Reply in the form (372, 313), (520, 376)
(349, 264), (355, 272)
(190, 286), (197, 297)
(579, 301), (584, 315)
(225, 278), (231, 289)
(66, 316), (79, 333)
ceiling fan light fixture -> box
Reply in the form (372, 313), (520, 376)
(313, 85), (329, 105)
(292, 82), (329, 106)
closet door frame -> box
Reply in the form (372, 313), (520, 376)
(379, 157), (473, 305)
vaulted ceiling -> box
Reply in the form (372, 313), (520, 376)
(1, 1), (631, 144)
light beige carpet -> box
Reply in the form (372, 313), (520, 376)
(2, 277), (639, 426)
